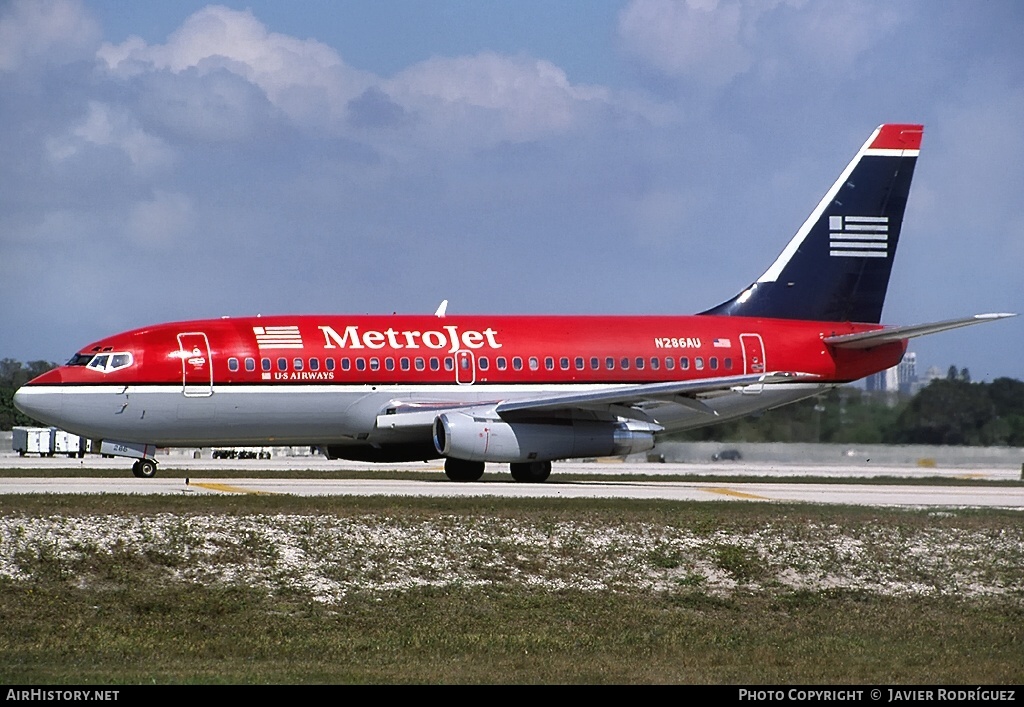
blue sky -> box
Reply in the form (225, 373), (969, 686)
(1, 0), (1021, 381)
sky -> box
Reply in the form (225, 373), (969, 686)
(1, 0), (1021, 382)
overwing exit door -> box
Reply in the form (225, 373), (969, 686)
(455, 350), (476, 385)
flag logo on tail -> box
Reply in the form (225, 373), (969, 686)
(829, 216), (888, 258)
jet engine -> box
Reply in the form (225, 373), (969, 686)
(432, 412), (657, 463)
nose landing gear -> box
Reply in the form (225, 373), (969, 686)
(131, 459), (158, 478)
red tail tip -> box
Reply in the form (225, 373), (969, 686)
(870, 124), (924, 151)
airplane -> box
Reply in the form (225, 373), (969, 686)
(13, 123), (1014, 482)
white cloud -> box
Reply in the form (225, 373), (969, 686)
(0, 0), (100, 72)
(618, 0), (752, 85)
(46, 101), (175, 171)
(617, 0), (902, 85)
(97, 5), (372, 129)
(94, 6), (624, 148)
(385, 53), (612, 145)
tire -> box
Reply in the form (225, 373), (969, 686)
(132, 459), (158, 478)
(444, 458), (485, 482)
(510, 461), (552, 483)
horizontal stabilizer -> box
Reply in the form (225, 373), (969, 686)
(823, 313), (1016, 349)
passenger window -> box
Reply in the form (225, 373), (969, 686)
(710, 357), (718, 370)
(415, 357), (425, 371)
(400, 357), (410, 371)
(513, 357), (523, 371)
(444, 357), (454, 371)
(650, 358), (660, 371)
(620, 357), (630, 370)
(341, 358), (351, 371)
(245, 358), (256, 372)
(277, 358), (287, 372)
(724, 357), (733, 370)
(325, 358), (335, 371)
(635, 357), (644, 370)
(369, 358), (379, 371)
(262, 358), (272, 372)
(356, 358), (366, 371)
(497, 357), (507, 370)
(606, 357), (614, 370)
(544, 357), (554, 371)
(575, 357), (584, 370)
(665, 357), (675, 370)
(293, 358), (304, 371)
(385, 358), (395, 371)
(591, 357), (600, 370)
(695, 357), (705, 370)
(479, 357), (489, 371)
(430, 358), (440, 371)
(228, 358), (239, 372)
(309, 358), (320, 371)
(680, 357), (689, 370)
(529, 357), (539, 371)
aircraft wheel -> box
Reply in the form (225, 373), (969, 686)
(510, 461), (552, 483)
(132, 459), (158, 479)
(444, 458), (485, 482)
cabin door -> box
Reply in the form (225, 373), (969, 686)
(177, 332), (213, 397)
(740, 333), (766, 375)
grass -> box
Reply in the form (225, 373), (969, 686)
(2, 585), (1021, 684)
(0, 495), (1022, 683)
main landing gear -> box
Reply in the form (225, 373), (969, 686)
(510, 461), (551, 483)
(131, 459), (158, 478)
(442, 458), (553, 483)
(443, 457), (485, 482)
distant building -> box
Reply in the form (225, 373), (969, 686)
(865, 351), (918, 394)
(897, 352), (917, 394)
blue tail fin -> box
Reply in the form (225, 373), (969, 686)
(702, 124), (923, 324)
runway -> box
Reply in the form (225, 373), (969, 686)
(2, 475), (1022, 508)
(1, 454), (1022, 508)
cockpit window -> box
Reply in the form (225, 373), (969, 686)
(85, 352), (134, 373)
(67, 353), (93, 366)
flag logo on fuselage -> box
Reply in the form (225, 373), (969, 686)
(253, 325), (303, 349)
(829, 215), (888, 258)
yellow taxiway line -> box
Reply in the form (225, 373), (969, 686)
(705, 486), (772, 500)
(187, 480), (277, 495)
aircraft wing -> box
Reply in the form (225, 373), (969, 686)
(375, 372), (816, 431)
(494, 372), (809, 417)
(824, 313), (1016, 349)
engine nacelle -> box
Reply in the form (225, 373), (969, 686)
(432, 412), (657, 463)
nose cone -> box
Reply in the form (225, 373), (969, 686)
(13, 376), (65, 427)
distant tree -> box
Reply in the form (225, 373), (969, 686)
(960, 367), (971, 383)
(947, 365), (959, 381)
(0, 359), (23, 387)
